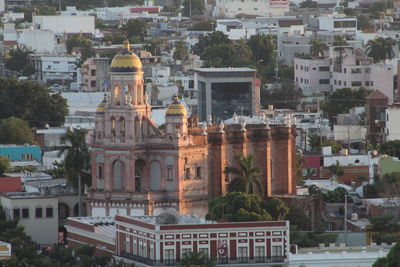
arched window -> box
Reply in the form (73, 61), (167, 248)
(58, 203), (70, 220)
(113, 160), (124, 190)
(111, 117), (116, 143)
(135, 159), (145, 192)
(134, 117), (140, 138)
(119, 117), (126, 142)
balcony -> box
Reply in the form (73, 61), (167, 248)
(119, 251), (284, 266)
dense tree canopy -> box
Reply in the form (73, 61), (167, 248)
(321, 87), (372, 120)
(0, 78), (68, 127)
(192, 31), (231, 56)
(0, 157), (11, 176)
(366, 37), (395, 63)
(5, 46), (35, 75)
(247, 35), (276, 65)
(179, 252), (215, 267)
(364, 172), (400, 199)
(102, 32), (127, 44)
(66, 35), (95, 62)
(0, 117), (35, 145)
(373, 242), (400, 267)
(379, 140), (400, 158)
(188, 20), (214, 31)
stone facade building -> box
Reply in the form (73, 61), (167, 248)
(87, 41), (297, 218)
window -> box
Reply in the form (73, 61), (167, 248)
(185, 168), (190, 180)
(272, 245), (282, 257)
(351, 81), (362, 87)
(91, 80), (96, 88)
(365, 68), (371, 73)
(98, 166), (103, 179)
(133, 240), (137, 255)
(343, 68), (347, 73)
(199, 248), (209, 257)
(167, 165), (173, 181)
(371, 81), (374, 86)
(238, 247), (248, 263)
(344, 81), (347, 86)
(22, 208), (29, 219)
(300, 65), (303, 70)
(165, 249), (175, 263)
(126, 237), (131, 253)
(196, 167), (202, 179)
(319, 79), (330, 84)
(91, 69), (96, 76)
(182, 248), (191, 256)
(46, 207), (53, 218)
(35, 207), (43, 218)
(351, 68), (362, 74)
(255, 246), (265, 262)
(295, 65), (298, 70)
(338, 80), (341, 86)
(13, 208), (20, 219)
(300, 78), (303, 83)
(366, 81), (370, 86)
(319, 66), (329, 72)
(334, 80), (337, 85)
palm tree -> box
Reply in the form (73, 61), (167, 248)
(58, 128), (90, 216)
(366, 37), (394, 62)
(225, 154), (263, 195)
(304, 167), (316, 180)
(309, 38), (327, 58)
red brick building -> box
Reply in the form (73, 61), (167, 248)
(114, 214), (289, 266)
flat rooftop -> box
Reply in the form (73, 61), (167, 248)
(193, 67), (256, 73)
(24, 178), (67, 188)
(1, 192), (56, 199)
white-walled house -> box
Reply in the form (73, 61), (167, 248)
(32, 15), (95, 35)
(385, 103), (400, 141)
(294, 57), (331, 95)
(213, 0), (289, 18)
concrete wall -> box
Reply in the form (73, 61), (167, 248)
(0, 145), (41, 162)
(33, 15), (95, 34)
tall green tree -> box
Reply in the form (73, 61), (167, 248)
(225, 154), (263, 195)
(366, 37), (395, 62)
(58, 129), (90, 216)
(0, 117), (35, 145)
(262, 198), (289, 220)
(202, 40), (253, 68)
(379, 140), (400, 158)
(373, 242), (400, 267)
(123, 19), (148, 43)
(5, 46), (34, 75)
(247, 35), (276, 65)
(173, 39), (189, 61)
(66, 35), (95, 62)
(309, 38), (327, 58)
(0, 156), (11, 176)
(0, 78), (68, 127)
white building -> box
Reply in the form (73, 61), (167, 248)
(215, 20), (256, 40)
(319, 14), (357, 33)
(34, 56), (80, 89)
(0, 241), (11, 260)
(294, 57), (331, 94)
(18, 29), (55, 54)
(385, 103), (400, 141)
(213, 0), (289, 18)
(32, 15), (95, 35)
(0, 192), (58, 245)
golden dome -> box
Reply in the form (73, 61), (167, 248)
(96, 96), (107, 114)
(110, 40), (142, 73)
(166, 95), (187, 117)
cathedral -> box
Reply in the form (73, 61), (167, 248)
(87, 41), (297, 217)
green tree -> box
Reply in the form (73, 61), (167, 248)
(321, 87), (372, 120)
(123, 19), (148, 43)
(262, 198), (289, 220)
(373, 242), (400, 267)
(379, 140), (400, 158)
(329, 160), (344, 180)
(0, 156), (11, 176)
(304, 167), (316, 180)
(286, 205), (311, 231)
(247, 35), (276, 65)
(0, 117), (35, 145)
(180, 252), (216, 267)
(0, 78), (68, 127)
(225, 154), (262, 195)
(323, 187), (350, 203)
(206, 192), (272, 222)
(202, 40), (253, 68)
(309, 38), (327, 57)
(333, 35), (347, 46)
(66, 35), (95, 62)
(59, 129), (90, 216)
(357, 15), (372, 30)
(173, 39), (189, 61)
(5, 46), (34, 75)
(366, 37), (395, 62)
(144, 38), (162, 56)
(21, 63), (36, 76)
(192, 31), (231, 56)
(102, 32), (127, 44)
(183, 0), (204, 16)
(300, 0), (317, 8)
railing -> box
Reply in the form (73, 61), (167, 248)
(120, 251), (284, 266)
